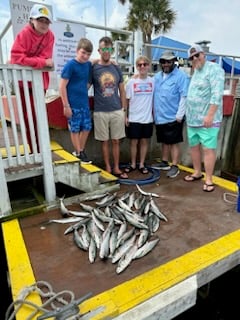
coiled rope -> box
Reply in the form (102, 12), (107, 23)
(118, 164), (161, 185)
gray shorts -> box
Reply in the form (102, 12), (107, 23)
(93, 109), (126, 141)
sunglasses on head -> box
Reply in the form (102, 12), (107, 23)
(137, 62), (149, 67)
(159, 59), (174, 64)
(189, 52), (201, 61)
(100, 47), (113, 52)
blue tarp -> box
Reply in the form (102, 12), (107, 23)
(222, 57), (240, 75)
(151, 36), (240, 74)
(151, 36), (189, 60)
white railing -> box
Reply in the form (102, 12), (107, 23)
(0, 64), (56, 216)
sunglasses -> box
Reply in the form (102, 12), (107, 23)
(189, 53), (201, 61)
(36, 18), (50, 24)
(100, 47), (113, 52)
(159, 59), (173, 64)
(137, 63), (149, 67)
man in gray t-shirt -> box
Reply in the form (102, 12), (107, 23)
(91, 36), (128, 179)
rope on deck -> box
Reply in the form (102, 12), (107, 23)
(5, 280), (91, 320)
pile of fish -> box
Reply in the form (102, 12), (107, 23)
(52, 185), (168, 274)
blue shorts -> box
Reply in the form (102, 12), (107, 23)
(187, 127), (220, 149)
(68, 108), (92, 133)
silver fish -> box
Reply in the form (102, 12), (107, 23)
(99, 219), (114, 259)
(118, 199), (133, 212)
(83, 193), (109, 201)
(48, 217), (83, 224)
(117, 220), (128, 241)
(118, 192), (130, 201)
(112, 233), (137, 264)
(91, 210), (105, 232)
(134, 238), (160, 259)
(137, 229), (149, 248)
(87, 219), (102, 249)
(143, 199), (151, 215)
(104, 206), (111, 217)
(136, 184), (160, 198)
(123, 211), (148, 230)
(59, 196), (70, 217)
(109, 226), (119, 256)
(88, 237), (97, 263)
(116, 243), (138, 274)
(127, 192), (135, 209)
(73, 228), (88, 251)
(93, 208), (113, 224)
(150, 198), (168, 222)
(68, 210), (91, 218)
(117, 227), (136, 248)
(64, 218), (91, 235)
(147, 212), (160, 233)
(79, 202), (94, 212)
(81, 224), (91, 249)
(95, 192), (117, 207)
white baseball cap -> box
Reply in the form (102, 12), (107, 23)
(188, 44), (204, 59)
(29, 4), (52, 23)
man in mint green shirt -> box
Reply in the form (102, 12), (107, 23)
(184, 44), (225, 192)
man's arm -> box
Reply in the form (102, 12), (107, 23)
(119, 82), (127, 111)
(59, 78), (72, 118)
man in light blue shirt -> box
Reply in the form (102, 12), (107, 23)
(184, 44), (225, 192)
(152, 50), (189, 178)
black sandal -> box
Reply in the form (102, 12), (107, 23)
(138, 167), (149, 174)
(125, 165), (136, 173)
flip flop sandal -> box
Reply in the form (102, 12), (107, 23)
(113, 172), (129, 179)
(184, 174), (204, 182)
(139, 167), (149, 174)
(125, 166), (136, 173)
(203, 183), (215, 192)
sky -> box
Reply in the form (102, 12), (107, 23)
(1, 0), (240, 61)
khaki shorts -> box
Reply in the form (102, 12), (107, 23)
(93, 109), (126, 141)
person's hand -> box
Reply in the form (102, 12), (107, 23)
(63, 106), (72, 118)
(45, 58), (54, 68)
(176, 117), (182, 123)
(203, 114), (214, 127)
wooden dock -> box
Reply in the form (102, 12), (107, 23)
(2, 166), (240, 319)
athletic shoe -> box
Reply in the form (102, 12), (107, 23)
(167, 165), (180, 178)
(78, 150), (92, 164)
(151, 161), (170, 170)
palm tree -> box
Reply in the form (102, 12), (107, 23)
(118, 0), (176, 61)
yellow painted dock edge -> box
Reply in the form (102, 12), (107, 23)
(2, 220), (42, 319)
(2, 169), (239, 319)
(51, 140), (118, 181)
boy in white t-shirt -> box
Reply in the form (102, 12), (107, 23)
(125, 56), (154, 174)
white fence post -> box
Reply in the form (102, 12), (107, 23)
(31, 69), (56, 203)
(0, 154), (11, 216)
